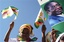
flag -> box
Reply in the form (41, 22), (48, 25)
(37, 0), (49, 20)
(34, 8), (46, 28)
(1, 6), (19, 20)
(1, 6), (14, 19)
(38, 0), (64, 38)
(38, 0), (49, 5)
(10, 6), (19, 16)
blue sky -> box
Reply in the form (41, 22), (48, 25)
(0, 0), (51, 42)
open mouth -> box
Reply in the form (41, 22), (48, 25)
(55, 8), (63, 14)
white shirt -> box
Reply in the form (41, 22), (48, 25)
(9, 38), (26, 42)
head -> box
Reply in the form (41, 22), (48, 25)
(59, 35), (64, 42)
(44, 1), (63, 16)
(51, 29), (58, 42)
(46, 29), (57, 42)
(19, 24), (33, 37)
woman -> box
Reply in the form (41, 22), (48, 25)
(4, 21), (37, 42)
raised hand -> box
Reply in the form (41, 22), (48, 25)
(42, 25), (46, 33)
(10, 21), (14, 29)
(42, 25), (46, 42)
(4, 21), (14, 42)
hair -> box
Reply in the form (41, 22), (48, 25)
(56, 33), (64, 42)
(58, 34), (64, 42)
(60, 34), (64, 40)
(44, 1), (60, 11)
(19, 24), (33, 34)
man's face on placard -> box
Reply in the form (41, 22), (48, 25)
(48, 2), (63, 16)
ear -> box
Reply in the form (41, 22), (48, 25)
(37, 0), (49, 6)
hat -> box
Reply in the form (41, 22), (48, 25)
(19, 24), (33, 34)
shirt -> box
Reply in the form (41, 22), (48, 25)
(9, 38), (18, 42)
(9, 38), (34, 42)
(48, 15), (64, 27)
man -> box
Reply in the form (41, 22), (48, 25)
(43, 1), (64, 42)
(44, 1), (64, 26)
(4, 21), (37, 42)
(37, 0), (64, 42)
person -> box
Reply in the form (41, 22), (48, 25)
(44, 1), (64, 26)
(43, 1), (64, 42)
(59, 34), (64, 42)
(56, 33), (64, 42)
(50, 29), (58, 42)
(42, 24), (57, 42)
(41, 25), (46, 42)
(4, 21), (37, 42)
(45, 29), (58, 42)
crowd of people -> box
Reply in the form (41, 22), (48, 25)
(4, 1), (64, 42)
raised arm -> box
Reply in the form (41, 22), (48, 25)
(42, 25), (46, 42)
(4, 21), (14, 42)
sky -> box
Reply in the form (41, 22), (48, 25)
(0, 0), (51, 42)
